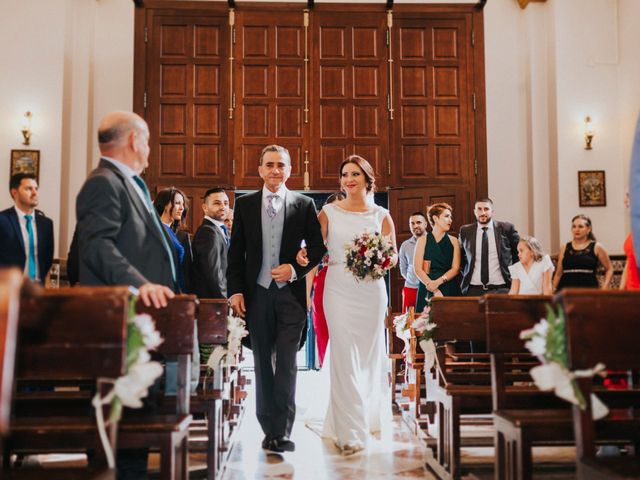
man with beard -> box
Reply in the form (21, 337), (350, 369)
(0, 173), (54, 284)
(191, 187), (231, 298)
(398, 211), (427, 312)
(458, 198), (520, 296)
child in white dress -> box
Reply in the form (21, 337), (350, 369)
(508, 236), (554, 295)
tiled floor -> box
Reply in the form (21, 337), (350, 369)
(221, 370), (432, 479)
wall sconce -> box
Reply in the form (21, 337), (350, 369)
(584, 116), (594, 150)
(21, 111), (32, 146)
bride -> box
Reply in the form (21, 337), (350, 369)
(311, 155), (397, 455)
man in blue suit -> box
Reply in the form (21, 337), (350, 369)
(0, 173), (54, 284)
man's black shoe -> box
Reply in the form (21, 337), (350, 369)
(271, 437), (295, 452)
(261, 435), (272, 450)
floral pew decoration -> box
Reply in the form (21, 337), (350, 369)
(92, 296), (164, 468)
(519, 304), (608, 420)
(206, 313), (249, 371)
(392, 302), (437, 368)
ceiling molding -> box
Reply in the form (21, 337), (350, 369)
(518, 0), (547, 9)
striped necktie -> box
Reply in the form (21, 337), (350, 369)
(24, 214), (37, 280)
(132, 175), (177, 286)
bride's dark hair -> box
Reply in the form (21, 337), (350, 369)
(339, 155), (376, 193)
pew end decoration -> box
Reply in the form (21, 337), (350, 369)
(411, 305), (437, 369)
(344, 230), (397, 281)
(519, 304), (608, 419)
(92, 296), (164, 468)
(206, 313), (248, 370)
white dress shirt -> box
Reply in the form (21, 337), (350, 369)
(14, 206), (40, 280)
(205, 215), (228, 238)
(261, 184), (287, 214)
(470, 221), (506, 286)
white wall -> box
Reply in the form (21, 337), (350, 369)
(1, 0), (638, 256)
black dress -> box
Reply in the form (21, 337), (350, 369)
(557, 241), (599, 289)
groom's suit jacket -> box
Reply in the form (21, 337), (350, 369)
(76, 158), (177, 290)
(227, 189), (326, 313)
(458, 220), (520, 294)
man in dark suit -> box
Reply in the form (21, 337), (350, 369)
(191, 187), (230, 298)
(0, 173), (54, 284)
(458, 198), (520, 296)
(75, 111), (177, 478)
(76, 111), (176, 309)
(227, 145), (325, 453)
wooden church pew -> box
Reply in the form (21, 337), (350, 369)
(561, 289), (640, 480)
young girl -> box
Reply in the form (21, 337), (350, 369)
(508, 236), (554, 295)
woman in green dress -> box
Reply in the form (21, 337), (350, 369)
(414, 202), (462, 313)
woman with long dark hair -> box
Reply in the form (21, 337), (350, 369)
(153, 187), (192, 292)
(553, 214), (613, 290)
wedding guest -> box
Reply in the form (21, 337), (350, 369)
(153, 187), (192, 293)
(508, 236), (554, 295)
(299, 191), (345, 369)
(414, 203), (461, 313)
(458, 198), (520, 295)
(553, 214), (613, 290)
(398, 212), (427, 313)
(620, 193), (640, 290)
(224, 208), (234, 235)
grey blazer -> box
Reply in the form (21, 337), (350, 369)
(458, 220), (520, 294)
(76, 158), (176, 289)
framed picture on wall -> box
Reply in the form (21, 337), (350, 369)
(578, 170), (606, 207)
(10, 149), (40, 183)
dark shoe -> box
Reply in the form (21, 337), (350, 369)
(261, 434), (272, 450)
(271, 436), (295, 452)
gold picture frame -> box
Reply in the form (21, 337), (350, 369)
(10, 149), (40, 183)
(578, 170), (606, 207)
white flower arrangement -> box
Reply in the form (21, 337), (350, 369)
(411, 305), (438, 369)
(344, 230), (397, 281)
(206, 313), (249, 369)
(520, 305), (608, 420)
(92, 299), (164, 468)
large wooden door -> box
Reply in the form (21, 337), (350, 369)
(311, 7), (390, 190)
(391, 13), (475, 190)
(144, 8), (230, 193)
(233, 9), (309, 189)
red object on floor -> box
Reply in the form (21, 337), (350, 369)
(312, 266), (329, 367)
(402, 287), (418, 313)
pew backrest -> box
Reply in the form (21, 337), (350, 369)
(0, 269), (23, 435)
(196, 299), (228, 345)
(136, 294), (197, 355)
(430, 297), (484, 343)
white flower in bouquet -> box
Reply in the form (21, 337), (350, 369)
(344, 230), (397, 281)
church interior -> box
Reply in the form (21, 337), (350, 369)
(1, 0), (639, 478)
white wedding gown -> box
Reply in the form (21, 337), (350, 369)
(321, 203), (391, 449)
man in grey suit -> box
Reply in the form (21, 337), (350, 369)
(191, 187), (230, 298)
(76, 111), (177, 478)
(458, 198), (520, 296)
(227, 145), (325, 453)
(76, 111), (176, 308)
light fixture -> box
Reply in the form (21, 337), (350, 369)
(584, 116), (594, 150)
(21, 111), (32, 146)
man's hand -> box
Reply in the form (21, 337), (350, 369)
(138, 283), (175, 308)
(296, 248), (309, 267)
(272, 264), (294, 282)
(229, 294), (246, 317)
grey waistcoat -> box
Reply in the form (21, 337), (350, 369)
(257, 197), (286, 289)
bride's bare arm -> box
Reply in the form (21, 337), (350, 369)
(318, 210), (329, 244)
(382, 213), (397, 249)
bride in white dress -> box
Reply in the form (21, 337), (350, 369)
(317, 155), (397, 454)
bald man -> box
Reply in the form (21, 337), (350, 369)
(75, 111), (176, 307)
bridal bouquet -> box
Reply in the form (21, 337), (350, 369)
(344, 230), (397, 281)
(520, 305), (608, 419)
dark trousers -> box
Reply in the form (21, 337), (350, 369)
(465, 284), (509, 297)
(247, 283), (306, 439)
